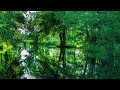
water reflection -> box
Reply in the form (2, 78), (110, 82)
(18, 44), (84, 79)
(20, 49), (29, 60)
(49, 49), (57, 57)
(20, 49), (36, 79)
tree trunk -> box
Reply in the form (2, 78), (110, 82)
(59, 29), (66, 68)
(59, 46), (66, 68)
(59, 29), (66, 46)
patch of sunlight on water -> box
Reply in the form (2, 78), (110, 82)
(20, 49), (36, 79)
(20, 49), (29, 60)
(49, 49), (56, 57)
(21, 73), (36, 79)
(75, 49), (80, 55)
(24, 73), (36, 79)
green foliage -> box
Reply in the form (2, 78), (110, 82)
(25, 11), (120, 79)
(0, 11), (24, 47)
(33, 11), (62, 34)
(1, 11), (120, 79)
(0, 47), (23, 79)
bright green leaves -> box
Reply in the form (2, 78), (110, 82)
(0, 24), (7, 28)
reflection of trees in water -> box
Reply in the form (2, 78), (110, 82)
(59, 47), (66, 68)
(19, 40), (84, 79)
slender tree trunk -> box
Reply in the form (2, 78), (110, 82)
(59, 29), (66, 68)
(60, 29), (66, 46)
(59, 47), (66, 68)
